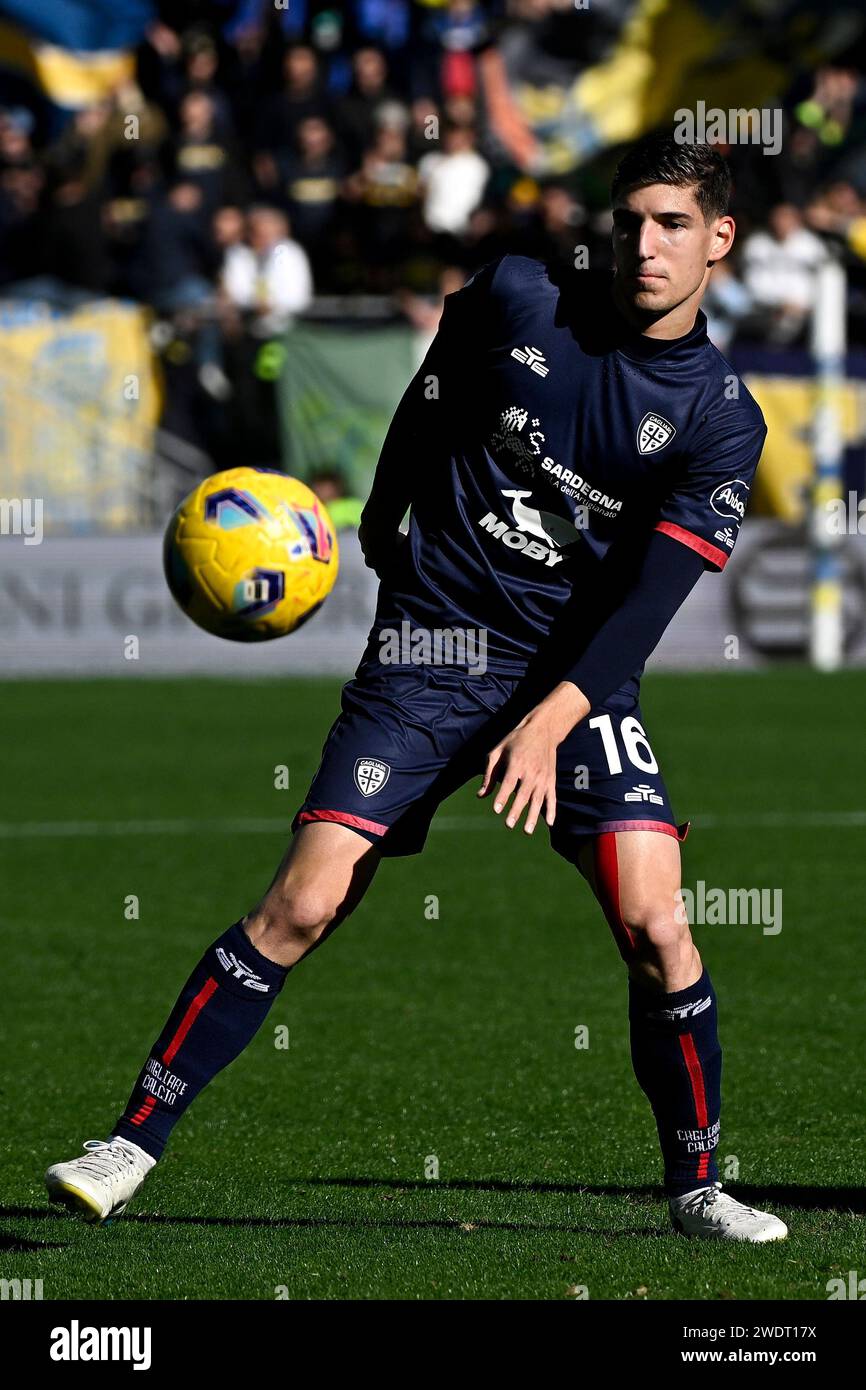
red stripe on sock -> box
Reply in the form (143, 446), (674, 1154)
(680, 1031), (712, 1180)
(679, 1032), (708, 1125)
(162, 976), (218, 1067)
(129, 1094), (157, 1127)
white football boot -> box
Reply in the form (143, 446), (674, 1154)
(45, 1138), (156, 1222)
(670, 1181), (788, 1242)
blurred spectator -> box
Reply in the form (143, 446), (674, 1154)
(0, 159), (43, 288)
(702, 259), (755, 354)
(333, 47), (399, 165)
(309, 468), (364, 529)
(0, 107), (35, 169)
(221, 205), (313, 336)
(806, 178), (866, 251)
(406, 96), (441, 162)
(130, 181), (215, 310)
(344, 124), (419, 288)
(794, 66), (864, 153)
(43, 86), (167, 200)
(459, 201), (515, 270)
(281, 115), (346, 256)
(218, 203), (315, 466)
(38, 163), (111, 294)
(399, 264), (471, 340)
(415, 0), (493, 105)
(417, 121), (489, 235)
(177, 31), (235, 139)
(169, 91), (248, 212)
(43, 102), (115, 195)
(741, 204), (827, 344)
(213, 203), (246, 259)
(351, 1), (412, 55)
(211, 201), (247, 336)
(803, 180), (866, 343)
(513, 181), (591, 271)
(253, 45), (329, 190)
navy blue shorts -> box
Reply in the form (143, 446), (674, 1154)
(292, 662), (689, 863)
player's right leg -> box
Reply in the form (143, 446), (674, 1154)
(46, 659), (516, 1221)
(244, 818), (382, 966)
(44, 821), (378, 1222)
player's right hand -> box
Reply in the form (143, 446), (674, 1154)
(478, 714), (558, 836)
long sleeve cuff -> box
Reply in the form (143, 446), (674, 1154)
(561, 530), (706, 709)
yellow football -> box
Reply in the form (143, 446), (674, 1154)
(163, 467), (339, 641)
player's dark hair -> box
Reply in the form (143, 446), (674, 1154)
(610, 130), (731, 224)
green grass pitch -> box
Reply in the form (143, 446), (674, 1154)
(1, 670), (864, 1300)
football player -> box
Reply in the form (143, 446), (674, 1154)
(47, 130), (786, 1242)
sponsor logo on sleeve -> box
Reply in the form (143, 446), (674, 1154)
(710, 479), (749, 520)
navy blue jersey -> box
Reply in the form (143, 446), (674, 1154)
(366, 255), (767, 678)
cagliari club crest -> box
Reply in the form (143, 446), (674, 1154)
(637, 412), (676, 455)
(354, 758), (391, 797)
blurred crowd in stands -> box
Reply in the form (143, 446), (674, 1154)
(3, 0), (866, 471)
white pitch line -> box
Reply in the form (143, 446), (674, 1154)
(0, 817), (290, 838)
(0, 810), (865, 839)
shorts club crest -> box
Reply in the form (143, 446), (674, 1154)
(354, 757), (391, 797)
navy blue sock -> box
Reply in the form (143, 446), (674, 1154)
(113, 922), (288, 1161)
(628, 967), (722, 1197)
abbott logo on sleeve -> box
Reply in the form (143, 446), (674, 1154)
(711, 479), (749, 520)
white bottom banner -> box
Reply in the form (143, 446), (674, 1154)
(1, 524), (865, 677)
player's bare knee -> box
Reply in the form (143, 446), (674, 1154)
(624, 907), (692, 961)
(247, 885), (337, 952)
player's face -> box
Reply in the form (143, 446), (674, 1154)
(611, 183), (734, 316)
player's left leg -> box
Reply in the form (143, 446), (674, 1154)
(576, 828), (717, 1189)
(574, 827), (787, 1242)
(549, 689), (787, 1241)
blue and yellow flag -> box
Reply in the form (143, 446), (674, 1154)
(0, 0), (155, 113)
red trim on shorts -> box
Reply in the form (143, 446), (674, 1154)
(679, 1032), (712, 1182)
(296, 808), (389, 837)
(593, 831), (636, 958)
(597, 818), (690, 841)
(655, 520), (728, 571)
(162, 977), (218, 1067)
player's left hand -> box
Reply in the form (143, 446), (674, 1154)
(358, 516), (407, 578)
(477, 682), (590, 834)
